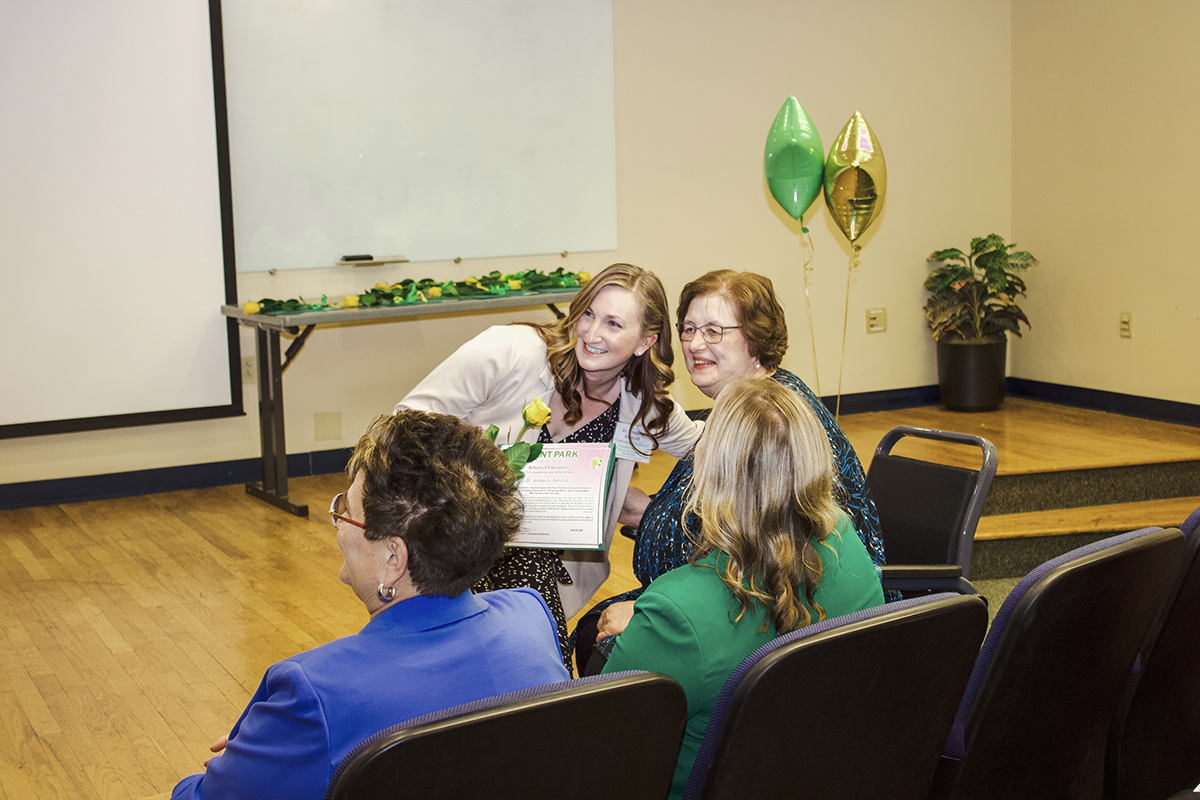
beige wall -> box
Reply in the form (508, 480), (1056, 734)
(4, 0), (1015, 484)
(1011, 0), (1200, 403)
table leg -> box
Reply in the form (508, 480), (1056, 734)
(246, 327), (308, 516)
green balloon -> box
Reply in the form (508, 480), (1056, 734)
(764, 97), (825, 221)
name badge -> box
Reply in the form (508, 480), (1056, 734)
(613, 421), (653, 463)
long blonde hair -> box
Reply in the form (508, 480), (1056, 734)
(523, 263), (676, 448)
(685, 377), (840, 633)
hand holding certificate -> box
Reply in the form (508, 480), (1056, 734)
(509, 442), (615, 550)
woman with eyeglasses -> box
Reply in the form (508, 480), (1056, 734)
(572, 270), (885, 675)
(171, 411), (569, 800)
(395, 263), (702, 672)
(602, 377), (885, 800)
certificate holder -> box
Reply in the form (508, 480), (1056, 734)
(508, 442), (616, 550)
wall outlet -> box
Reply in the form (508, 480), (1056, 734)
(241, 356), (256, 383)
(866, 308), (887, 333)
(314, 412), (343, 442)
(1119, 312), (1133, 339)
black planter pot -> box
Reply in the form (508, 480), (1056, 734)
(936, 339), (1007, 411)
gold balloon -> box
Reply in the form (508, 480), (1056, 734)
(823, 112), (887, 243)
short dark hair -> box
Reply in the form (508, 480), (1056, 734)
(346, 411), (522, 597)
(677, 270), (789, 370)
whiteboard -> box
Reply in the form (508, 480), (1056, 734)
(222, 0), (618, 272)
(0, 0), (236, 433)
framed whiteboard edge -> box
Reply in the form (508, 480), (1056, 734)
(1, 0), (244, 441)
(0, 319), (245, 440)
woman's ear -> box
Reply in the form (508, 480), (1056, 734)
(637, 333), (659, 356)
(385, 537), (409, 582)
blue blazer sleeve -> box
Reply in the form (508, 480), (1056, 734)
(171, 660), (332, 800)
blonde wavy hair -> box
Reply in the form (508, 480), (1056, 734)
(523, 263), (677, 449)
(685, 377), (840, 633)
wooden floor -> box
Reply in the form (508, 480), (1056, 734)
(1, 399), (1196, 799)
(836, 398), (1200, 539)
(836, 397), (1200, 475)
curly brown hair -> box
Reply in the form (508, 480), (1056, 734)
(524, 263), (677, 451)
(676, 270), (789, 370)
(346, 411), (522, 597)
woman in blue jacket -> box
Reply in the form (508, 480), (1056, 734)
(171, 411), (569, 800)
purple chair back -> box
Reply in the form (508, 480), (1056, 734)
(935, 527), (1184, 800)
(684, 593), (987, 800)
(326, 671), (685, 800)
(1181, 503), (1200, 539)
(1106, 524), (1200, 800)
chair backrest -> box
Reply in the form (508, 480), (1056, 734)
(325, 671), (686, 800)
(1106, 525), (1200, 800)
(865, 425), (998, 576)
(936, 527), (1184, 800)
(683, 593), (988, 800)
(1180, 503), (1200, 538)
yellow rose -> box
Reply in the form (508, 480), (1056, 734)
(374, 282), (389, 289)
(427, 285), (443, 298)
(343, 295), (359, 308)
(523, 397), (552, 427)
(577, 271), (591, 284)
(507, 279), (522, 291)
(243, 301), (261, 315)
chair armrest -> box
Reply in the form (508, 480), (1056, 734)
(879, 565), (978, 596)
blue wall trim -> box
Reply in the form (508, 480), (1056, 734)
(818, 385), (942, 415)
(2, 448), (353, 511)
(7, 380), (1196, 510)
(1007, 378), (1200, 427)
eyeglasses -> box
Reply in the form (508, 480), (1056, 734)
(679, 323), (741, 344)
(330, 493), (365, 529)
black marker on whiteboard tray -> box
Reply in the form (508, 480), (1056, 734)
(342, 254), (373, 261)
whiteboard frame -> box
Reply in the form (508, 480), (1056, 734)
(0, 0), (242, 440)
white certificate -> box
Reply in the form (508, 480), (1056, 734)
(508, 443), (615, 550)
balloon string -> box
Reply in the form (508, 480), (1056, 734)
(800, 223), (821, 398)
(835, 244), (862, 420)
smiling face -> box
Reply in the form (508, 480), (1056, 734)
(682, 293), (764, 399)
(574, 284), (658, 382)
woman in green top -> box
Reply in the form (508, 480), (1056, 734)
(603, 377), (885, 800)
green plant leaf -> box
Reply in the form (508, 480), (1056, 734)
(483, 425), (499, 442)
(926, 233), (1038, 342)
(929, 247), (967, 264)
(505, 442), (531, 475)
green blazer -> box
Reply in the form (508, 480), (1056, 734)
(603, 511), (885, 800)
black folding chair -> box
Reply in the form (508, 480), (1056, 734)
(325, 671), (686, 800)
(683, 593), (988, 800)
(866, 425), (998, 594)
(930, 527), (1184, 800)
(1106, 517), (1200, 800)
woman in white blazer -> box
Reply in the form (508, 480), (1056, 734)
(396, 264), (702, 668)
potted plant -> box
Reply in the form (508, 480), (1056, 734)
(924, 234), (1039, 411)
